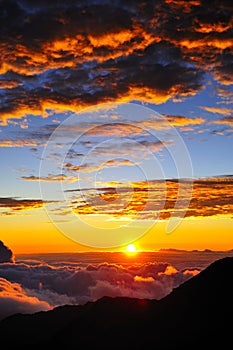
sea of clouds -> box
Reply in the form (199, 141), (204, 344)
(0, 241), (199, 320)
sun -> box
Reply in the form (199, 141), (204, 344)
(126, 244), (137, 253)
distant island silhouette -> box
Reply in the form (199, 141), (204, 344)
(0, 257), (232, 348)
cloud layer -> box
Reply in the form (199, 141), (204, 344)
(0, 257), (200, 320)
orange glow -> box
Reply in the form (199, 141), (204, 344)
(0, 210), (233, 254)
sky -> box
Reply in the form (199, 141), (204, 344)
(0, 0), (232, 253)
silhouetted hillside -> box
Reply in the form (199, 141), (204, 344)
(0, 257), (232, 348)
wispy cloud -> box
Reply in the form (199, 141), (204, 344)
(200, 106), (232, 116)
(164, 115), (204, 126)
(212, 117), (233, 126)
(0, 139), (43, 148)
(21, 175), (79, 183)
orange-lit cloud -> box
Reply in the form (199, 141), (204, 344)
(134, 275), (155, 283)
(66, 176), (233, 220)
(0, 80), (21, 89)
(0, 277), (51, 320)
(1, 1), (231, 123)
(21, 175), (79, 183)
(158, 265), (178, 275)
(211, 117), (233, 126)
(194, 23), (231, 34)
(176, 38), (233, 50)
(165, 115), (204, 126)
(0, 140), (42, 148)
(0, 197), (49, 216)
(200, 106), (232, 116)
(183, 269), (200, 276)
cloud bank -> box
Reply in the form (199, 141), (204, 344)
(0, 255), (200, 320)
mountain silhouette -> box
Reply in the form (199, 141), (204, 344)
(0, 257), (232, 348)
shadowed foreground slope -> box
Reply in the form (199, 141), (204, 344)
(0, 257), (232, 348)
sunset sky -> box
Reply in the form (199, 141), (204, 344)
(0, 0), (232, 253)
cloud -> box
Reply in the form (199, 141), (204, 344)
(200, 106), (232, 116)
(134, 275), (155, 283)
(0, 258), (199, 318)
(0, 277), (51, 321)
(0, 127), (52, 148)
(215, 86), (233, 105)
(183, 269), (200, 276)
(0, 197), (47, 216)
(212, 117), (233, 126)
(0, 241), (14, 263)
(158, 265), (178, 275)
(1, 0), (232, 123)
(0, 139), (42, 148)
(64, 159), (139, 175)
(164, 115), (204, 126)
(21, 174), (79, 183)
(67, 176), (233, 220)
(212, 49), (233, 85)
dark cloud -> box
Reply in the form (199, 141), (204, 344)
(0, 241), (14, 263)
(0, 196), (47, 215)
(1, 0), (232, 123)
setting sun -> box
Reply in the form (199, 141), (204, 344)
(126, 244), (137, 253)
